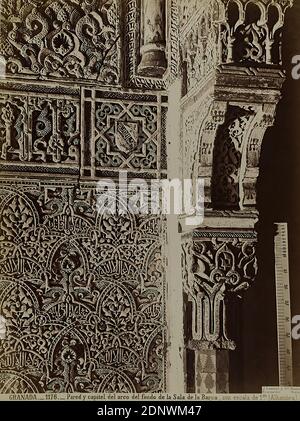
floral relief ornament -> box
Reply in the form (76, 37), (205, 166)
(1, 0), (120, 83)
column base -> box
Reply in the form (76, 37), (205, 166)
(138, 49), (167, 78)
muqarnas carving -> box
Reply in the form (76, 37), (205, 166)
(82, 89), (167, 177)
(95, 102), (159, 171)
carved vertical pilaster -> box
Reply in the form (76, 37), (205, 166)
(138, 0), (167, 77)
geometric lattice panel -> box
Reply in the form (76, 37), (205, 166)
(0, 86), (167, 179)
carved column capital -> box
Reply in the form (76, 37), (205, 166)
(138, 0), (167, 77)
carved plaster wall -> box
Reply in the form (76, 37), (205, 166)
(0, 0), (169, 393)
(0, 0), (294, 394)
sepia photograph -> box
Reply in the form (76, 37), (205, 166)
(0, 0), (299, 415)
